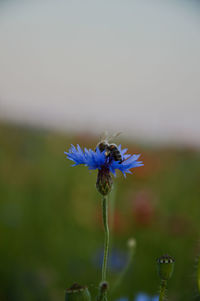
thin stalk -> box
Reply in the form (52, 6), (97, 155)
(159, 280), (167, 301)
(102, 195), (110, 282)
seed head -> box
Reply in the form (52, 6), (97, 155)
(65, 283), (91, 301)
(156, 254), (175, 281)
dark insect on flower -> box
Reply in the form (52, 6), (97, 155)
(96, 141), (123, 164)
(107, 144), (123, 163)
(97, 141), (109, 153)
(96, 133), (123, 164)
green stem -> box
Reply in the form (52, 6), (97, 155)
(102, 196), (110, 282)
(159, 280), (167, 301)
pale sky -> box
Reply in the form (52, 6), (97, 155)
(0, 0), (200, 146)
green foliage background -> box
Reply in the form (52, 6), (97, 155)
(0, 122), (200, 301)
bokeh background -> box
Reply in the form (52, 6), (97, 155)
(0, 1), (200, 300)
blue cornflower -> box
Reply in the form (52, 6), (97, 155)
(65, 143), (143, 196)
(65, 144), (143, 177)
(135, 293), (159, 301)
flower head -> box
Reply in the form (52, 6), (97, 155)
(65, 144), (143, 177)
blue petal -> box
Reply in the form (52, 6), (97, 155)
(121, 148), (128, 155)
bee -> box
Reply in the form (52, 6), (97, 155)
(107, 143), (123, 163)
(96, 132), (123, 164)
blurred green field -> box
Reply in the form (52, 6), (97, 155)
(1, 122), (200, 301)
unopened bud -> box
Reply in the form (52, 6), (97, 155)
(97, 281), (109, 301)
(157, 254), (175, 281)
(65, 283), (91, 301)
(96, 167), (113, 196)
(99, 281), (109, 292)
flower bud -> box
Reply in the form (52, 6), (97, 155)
(96, 281), (109, 301)
(99, 281), (109, 293)
(96, 167), (113, 196)
(157, 254), (175, 281)
(65, 283), (91, 301)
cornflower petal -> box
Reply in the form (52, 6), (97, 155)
(121, 148), (128, 155)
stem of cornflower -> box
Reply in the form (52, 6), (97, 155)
(102, 195), (110, 283)
(96, 196), (110, 301)
(159, 280), (167, 301)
